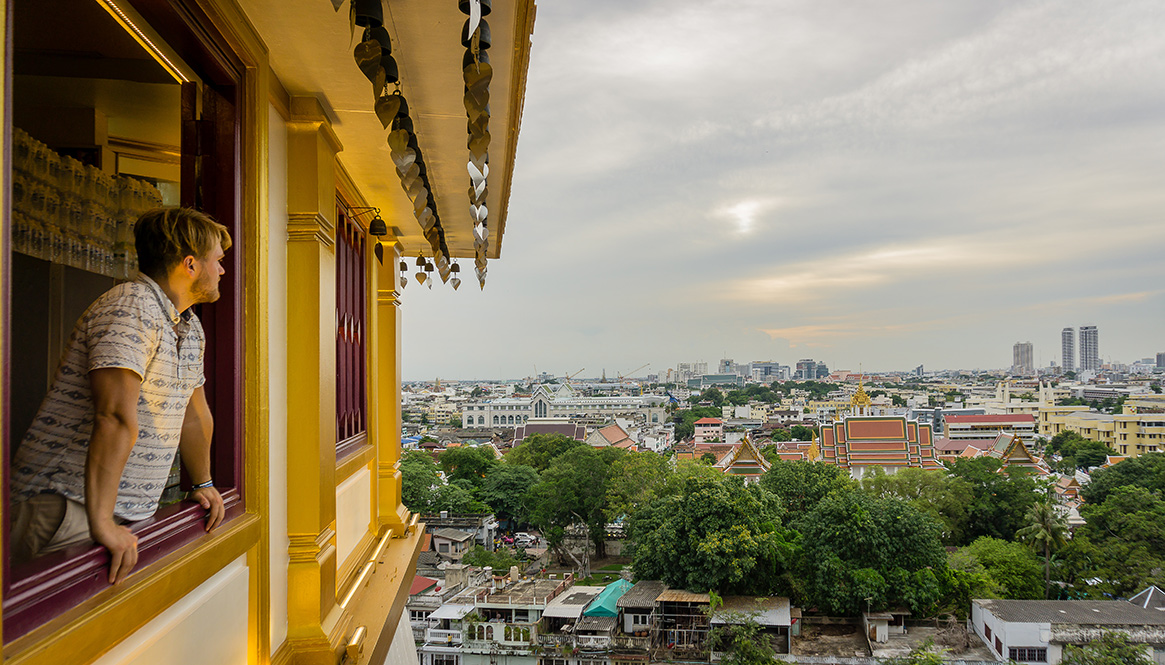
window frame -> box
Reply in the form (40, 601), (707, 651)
(2, 0), (249, 643)
(334, 198), (368, 461)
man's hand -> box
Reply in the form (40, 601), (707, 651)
(191, 486), (224, 532)
(91, 518), (138, 585)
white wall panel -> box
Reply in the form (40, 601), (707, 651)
(93, 557), (249, 665)
(336, 467), (372, 567)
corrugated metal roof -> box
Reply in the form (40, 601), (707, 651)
(976, 599), (1165, 625)
(575, 615), (618, 632)
(657, 589), (711, 603)
(617, 580), (668, 608)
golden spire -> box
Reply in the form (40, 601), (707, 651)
(807, 432), (820, 462)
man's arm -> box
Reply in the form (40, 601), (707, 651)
(179, 386), (224, 532)
(86, 368), (142, 585)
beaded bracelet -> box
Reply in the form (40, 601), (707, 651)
(192, 479), (215, 490)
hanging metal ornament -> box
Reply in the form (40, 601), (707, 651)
(424, 259), (434, 290)
(450, 261), (462, 291)
(398, 258), (409, 288)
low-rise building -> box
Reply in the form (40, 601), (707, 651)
(462, 384), (668, 428)
(971, 598), (1165, 664)
(694, 418), (724, 443)
(945, 414), (1037, 445)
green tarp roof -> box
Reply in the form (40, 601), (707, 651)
(583, 579), (633, 617)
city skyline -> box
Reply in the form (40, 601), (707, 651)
(400, 0), (1165, 381)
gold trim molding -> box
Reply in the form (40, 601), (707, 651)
(287, 211), (336, 247)
(288, 527), (337, 566)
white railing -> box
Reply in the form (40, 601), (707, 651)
(425, 629), (463, 643)
(577, 635), (612, 648)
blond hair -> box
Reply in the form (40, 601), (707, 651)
(134, 207), (231, 279)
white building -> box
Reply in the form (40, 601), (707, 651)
(461, 383), (667, 428)
(971, 598), (1165, 664)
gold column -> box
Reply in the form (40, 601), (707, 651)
(284, 96), (341, 662)
(375, 240), (409, 531)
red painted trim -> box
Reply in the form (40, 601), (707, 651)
(3, 490), (243, 640)
(2, 0), (15, 602)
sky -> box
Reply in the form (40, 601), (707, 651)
(401, 0), (1165, 381)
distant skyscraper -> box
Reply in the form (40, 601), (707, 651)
(1079, 325), (1099, 371)
(1157, 352), (1165, 369)
(1061, 328), (1075, 373)
(1013, 341), (1034, 375)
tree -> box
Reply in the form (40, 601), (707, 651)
(432, 480), (488, 514)
(1061, 632), (1153, 665)
(860, 467), (973, 544)
(439, 446), (497, 488)
(400, 450), (440, 513)
(945, 457), (1040, 544)
(759, 460), (856, 520)
(604, 451), (671, 521)
(450, 417), (462, 428)
(789, 425), (815, 441)
(725, 390), (750, 406)
(769, 429), (792, 443)
(1068, 485), (1165, 598)
(505, 433), (585, 472)
(463, 545), (520, 572)
(479, 464), (540, 524)
(950, 537), (1042, 599)
(891, 394), (907, 407)
(698, 387), (726, 407)
(526, 446), (624, 562)
(1080, 453), (1165, 505)
(1016, 500), (1068, 598)
(628, 475), (796, 595)
(798, 491), (947, 615)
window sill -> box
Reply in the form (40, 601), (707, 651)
(336, 432), (373, 481)
(4, 488), (246, 644)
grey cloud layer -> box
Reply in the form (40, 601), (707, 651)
(402, 0), (1165, 380)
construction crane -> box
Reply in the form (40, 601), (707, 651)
(566, 368), (585, 381)
(618, 363), (649, 380)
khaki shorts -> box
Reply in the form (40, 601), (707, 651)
(10, 493), (95, 565)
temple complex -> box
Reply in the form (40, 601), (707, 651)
(818, 384), (944, 479)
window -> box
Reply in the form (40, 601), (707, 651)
(438, 543), (449, 553)
(411, 610), (431, 622)
(335, 201), (368, 459)
(4, 0), (246, 642)
(432, 655), (459, 665)
(995, 637), (1002, 654)
(1008, 647), (1047, 662)
(984, 624), (991, 639)
(493, 416), (499, 425)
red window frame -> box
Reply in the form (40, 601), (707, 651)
(2, 0), (246, 642)
(335, 200), (368, 460)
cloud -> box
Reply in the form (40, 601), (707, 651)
(401, 0), (1165, 379)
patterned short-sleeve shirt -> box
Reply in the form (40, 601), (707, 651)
(11, 275), (206, 521)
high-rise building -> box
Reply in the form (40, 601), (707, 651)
(1061, 328), (1075, 373)
(795, 359), (819, 380)
(1013, 341), (1034, 375)
(1080, 326), (1099, 371)
(1158, 352), (1165, 369)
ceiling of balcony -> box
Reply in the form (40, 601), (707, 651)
(240, 0), (535, 259)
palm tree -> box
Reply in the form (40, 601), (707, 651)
(1016, 500), (1068, 598)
